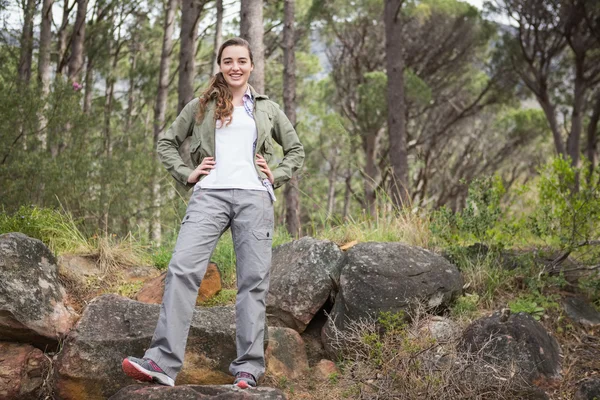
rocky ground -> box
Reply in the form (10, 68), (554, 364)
(0, 232), (599, 399)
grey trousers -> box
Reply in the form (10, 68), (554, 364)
(144, 188), (274, 381)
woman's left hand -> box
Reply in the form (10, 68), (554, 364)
(256, 154), (274, 184)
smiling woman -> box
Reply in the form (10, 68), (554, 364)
(121, 37), (304, 390)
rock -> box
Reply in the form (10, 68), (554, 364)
(122, 265), (161, 283)
(267, 238), (344, 332)
(59, 255), (159, 284)
(136, 263), (222, 305)
(563, 296), (600, 327)
(0, 233), (78, 349)
(109, 384), (286, 399)
(459, 311), (561, 384)
(323, 242), (462, 351)
(313, 359), (339, 381)
(265, 327), (309, 380)
(419, 316), (461, 343)
(55, 294), (239, 400)
(574, 377), (600, 400)
(58, 254), (103, 282)
(0, 342), (50, 400)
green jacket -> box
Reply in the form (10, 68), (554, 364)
(157, 86), (305, 190)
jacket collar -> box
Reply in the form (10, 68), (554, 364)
(248, 84), (269, 100)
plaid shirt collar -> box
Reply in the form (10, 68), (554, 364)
(242, 86), (254, 119)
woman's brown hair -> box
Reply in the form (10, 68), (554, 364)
(196, 37), (254, 125)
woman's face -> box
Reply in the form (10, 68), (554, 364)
(219, 45), (253, 90)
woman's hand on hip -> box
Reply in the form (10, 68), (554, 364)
(188, 157), (215, 183)
(256, 154), (274, 184)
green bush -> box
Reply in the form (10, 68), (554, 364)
(525, 157), (600, 252)
(431, 175), (508, 251)
(0, 205), (88, 254)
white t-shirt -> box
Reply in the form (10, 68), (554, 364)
(198, 106), (266, 191)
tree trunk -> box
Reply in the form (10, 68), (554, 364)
(282, 0), (301, 237)
(342, 171), (352, 220)
(18, 0), (36, 85)
(567, 63), (586, 168)
(537, 92), (566, 158)
(363, 133), (379, 216)
(587, 91), (600, 181)
(240, 0), (265, 93)
(38, 0), (54, 151)
(83, 56), (94, 113)
(178, 0), (203, 113)
(56, 0), (71, 76)
(326, 159), (337, 217)
(150, 0), (178, 243)
(38, 0), (53, 92)
(68, 0), (88, 83)
(385, 0), (409, 208)
(211, 0), (223, 76)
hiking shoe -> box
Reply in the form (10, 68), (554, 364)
(122, 356), (175, 387)
(233, 371), (256, 389)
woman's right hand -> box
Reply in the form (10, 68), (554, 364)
(187, 157), (215, 183)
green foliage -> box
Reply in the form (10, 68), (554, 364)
(508, 289), (559, 321)
(525, 157), (600, 251)
(114, 281), (145, 298)
(198, 289), (237, 307)
(508, 297), (546, 320)
(378, 310), (407, 333)
(451, 293), (480, 319)
(0, 205), (89, 254)
(149, 244), (172, 271)
(431, 176), (507, 249)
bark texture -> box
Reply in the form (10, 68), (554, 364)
(385, 0), (410, 207)
(240, 0), (265, 93)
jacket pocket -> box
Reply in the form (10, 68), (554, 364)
(190, 138), (202, 166)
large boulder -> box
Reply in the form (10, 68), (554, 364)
(109, 384), (286, 399)
(562, 296), (600, 327)
(267, 238), (344, 332)
(265, 327), (309, 380)
(323, 242), (462, 348)
(136, 263), (221, 305)
(55, 294), (239, 400)
(0, 342), (50, 400)
(459, 310), (562, 384)
(0, 233), (78, 349)
(574, 377), (600, 400)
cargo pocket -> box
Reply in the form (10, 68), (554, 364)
(181, 212), (205, 225)
(252, 228), (272, 241)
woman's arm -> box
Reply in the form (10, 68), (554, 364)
(271, 107), (305, 189)
(157, 98), (199, 189)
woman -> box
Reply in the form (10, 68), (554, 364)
(121, 37), (304, 389)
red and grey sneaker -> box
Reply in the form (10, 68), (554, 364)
(234, 371), (257, 389)
(122, 356), (175, 387)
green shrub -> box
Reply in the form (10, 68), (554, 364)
(431, 175), (508, 251)
(525, 157), (600, 252)
(0, 205), (89, 254)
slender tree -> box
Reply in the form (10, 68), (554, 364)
(56, 0), (74, 76)
(150, 0), (178, 243)
(240, 0), (265, 93)
(211, 0), (223, 76)
(38, 0), (54, 151)
(68, 0), (88, 83)
(38, 0), (53, 93)
(18, 0), (36, 85)
(282, 0), (301, 236)
(385, 0), (409, 207)
(178, 0), (204, 113)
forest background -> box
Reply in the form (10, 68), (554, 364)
(1, 0), (600, 290)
